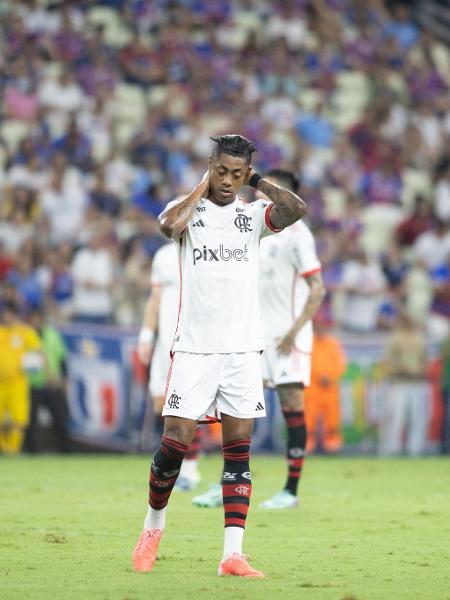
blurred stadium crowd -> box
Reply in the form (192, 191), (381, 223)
(0, 0), (449, 337)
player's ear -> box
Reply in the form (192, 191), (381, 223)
(208, 155), (212, 167)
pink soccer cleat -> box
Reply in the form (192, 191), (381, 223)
(132, 529), (163, 572)
(218, 553), (265, 578)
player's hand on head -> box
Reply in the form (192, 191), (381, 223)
(199, 170), (210, 195)
(244, 165), (255, 186)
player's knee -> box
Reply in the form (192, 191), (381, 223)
(163, 420), (195, 446)
(278, 384), (304, 411)
(223, 426), (253, 444)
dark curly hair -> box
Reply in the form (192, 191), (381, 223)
(210, 134), (257, 163)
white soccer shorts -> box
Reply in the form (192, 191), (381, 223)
(162, 351), (266, 421)
(261, 342), (311, 387)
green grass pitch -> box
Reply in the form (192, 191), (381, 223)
(1, 454), (449, 600)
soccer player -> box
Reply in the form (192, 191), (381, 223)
(137, 238), (203, 489)
(132, 135), (306, 577)
(258, 169), (325, 508)
(192, 170), (325, 510)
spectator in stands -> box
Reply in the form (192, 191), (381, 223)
(383, 4), (419, 52)
(119, 32), (166, 88)
(71, 231), (114, 324)
(0, 241), (13, 281)
(429, 254), (450, 342)
(52, 117), (93, 172)
(414, 218), (450, 271)
(359, 161), (402, 205)
(434, 159), (450, 223)
(39, 169), (87, 244)
(297, 101), (334, 150)
(7, 251), (44, 311)
(38, 68), (85, 136)
(89, 165), (121, 217)
(339, 249), (386, 332)
(396, 195), (432, 247)
(46, 244), (74, 322)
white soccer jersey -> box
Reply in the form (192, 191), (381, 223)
(259, 220), (321, 353)
(150, 242), (179, 355)
(170, 196), (280, 354)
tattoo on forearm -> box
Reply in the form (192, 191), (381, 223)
(175, 201), (194, 220)
(258, 180), (306, 228)
(159, 192), (200, 237)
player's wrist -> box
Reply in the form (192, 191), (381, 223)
(248, 172), (262, 188)
(139, 327), (155, 346)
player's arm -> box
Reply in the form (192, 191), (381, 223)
(159, 172), (209, 239)
(247, 168), (306, 229)
(277, 271), (326, 355)
(137, 286), (161, 365)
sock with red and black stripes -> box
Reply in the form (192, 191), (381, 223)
(282, 410), (306, 496)
(222, 438), (252, 559)
(144, 435), (188, 530)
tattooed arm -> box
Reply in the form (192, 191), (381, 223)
(277, 271), (326, 355)
(159, 172), (209, 239)
(253, 173), (307, 229)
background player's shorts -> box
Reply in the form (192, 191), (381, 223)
(162, 351), (265, 421)
(261, 342), (311, 387)
(0, 377), (30, 426)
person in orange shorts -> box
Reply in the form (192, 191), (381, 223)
(304, 311), (346, 453)
(0, 301), (42, 454)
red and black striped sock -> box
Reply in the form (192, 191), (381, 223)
(282, 410), (306, 496)
(185, 427), (203, 460)
(222, 439), (252, 529)
(149, 435), (188, 510)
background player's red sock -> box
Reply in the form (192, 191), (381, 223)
(222, 438), (252, 558)
(282, 410), (306, 496)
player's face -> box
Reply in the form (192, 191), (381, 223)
(208, 153), (250, 204)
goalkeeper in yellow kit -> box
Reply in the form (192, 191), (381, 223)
(0, 301), (42, 454)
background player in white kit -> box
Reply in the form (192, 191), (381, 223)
(192, 169), (325, 510)
(132, 135), (306, 578)
(137, 236), (203, 490)
(259, 170), (325, 509)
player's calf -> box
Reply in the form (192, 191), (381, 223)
(133, 435), (188, 572)
(221, 439), (254, 558)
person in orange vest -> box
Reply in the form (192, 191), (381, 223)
(304, 310), (346, 453)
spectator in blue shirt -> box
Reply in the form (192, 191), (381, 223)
(297, 102), (334, 149)
(384, 4), (419, 51)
